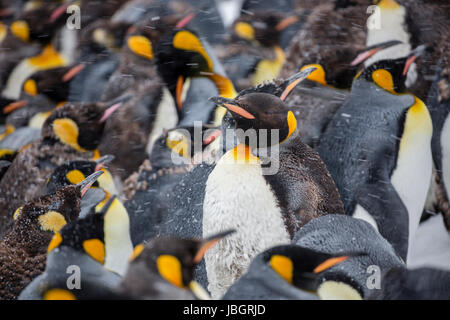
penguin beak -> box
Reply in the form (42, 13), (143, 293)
(208, 96), (255, 120)
(203, 129), (222, 145)
(77, 171), (104, 197)
(350, 40), (403, 66)
(193, 230), (236, 264)
(176, 75), (184, 110)
(62, 64), (85, 82)
(175, 12), (196, 29)
(3, 100), (28, 114)
(280, 67), (317, 101)
(403, 45), (426, 76)
(99, 94), (132, 123)
(188, 281), (211, 300)
(313, 256), (348, 274)
(49, 1), (73, 23)
(275, 15), (300, 31)
(94, 154), (115, 171)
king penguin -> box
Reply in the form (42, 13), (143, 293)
(204, 69), (345, 298)
(19, 195), (128, 300)
(0, 172), (102, 300)
(0, 100), (125, 237)
(317, 46), (433, 262)
(223, 243), (362, 300)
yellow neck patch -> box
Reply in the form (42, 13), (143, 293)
(234, 22), (255, 41)
(157, 254), (184, 288)
(0, 149), (15, 159)
(130, 243), (145, 261)
(44, 289), (76, 300)
(377, 0), (400, 10)
(252, 46), (286, 85)
(23, 79), (38, 96)
(83, 238), (105, 264)
(10, 20), (29, 42)
(281, 111), (297, 143)
(66, 169), (86, 185)
(97, 168), (117, 195)
(0, 23), (7, 43)
(372, 69), (395, 94)
(47, 232), (63, 253)
(301, 64), (327, 86)
(38, 211), (67, 233)
(173, 30), (213, 71)
(52, 118), (87, 152)
(28, 44), (65, 69)
(0, 124), (15, 141)
(13, 206), (23, 220)
(231, 144), (260, 164)
(270, 255), (294, 284)
(127, 35), (154, 60)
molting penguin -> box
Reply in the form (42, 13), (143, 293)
(284, 40), (403, 147)
(0, 101), (124, 237)
(19, 195), (129, 300)
(280, 0), (368, 89)
(0, 172), (102, 300)
(99, 17), (180, 180)
(317, 47), (433, 262)
(46, 156), (118, 218)
(204, 69), (345, 298)
(117, 230), (234, 300)
(223, 244), (361, 300)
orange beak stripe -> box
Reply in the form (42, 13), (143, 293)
(313, 256), (348, 274)
(403, 55), (417, 76)
(224, 103), (255, 119)
(194, 239), (221, 264)
(3, 100), (28, 114)
(176, 75), (184, 110)
(63, 64), (85, 82)
(280, 78), (303, 101)
(275, 16), (299, 31)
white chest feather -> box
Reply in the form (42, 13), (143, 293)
(440, 115), (450, 198)
(146, 87), (178, 155)
(103, 199), (133, 276)
(390, 100), (433, 263)
(365, 7), (411, 66)
(353, 204), (379, 232)
(203, 148), (290, 299)
(2, 59), (36, 99)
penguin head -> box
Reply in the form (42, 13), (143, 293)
(356, 45), (427, 94)
(373, 0), (401, 10)
(129, 230), (235, 295)
(46, 155), (116, 195)
(47, 194), (130, 272)
(42, 101), (125, 152)
(21, 64), (86, 102)
(156, 26), (237, 111)
(264, 245), (363, 299)
(11, 2), (72, 44)
(10, 172), (102, 254)
(232, 11), (300, 47)
(209, 68), (315, 148)
(161, 125), (222, 162)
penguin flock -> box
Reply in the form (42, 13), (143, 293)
(0, 0), (448, 300)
